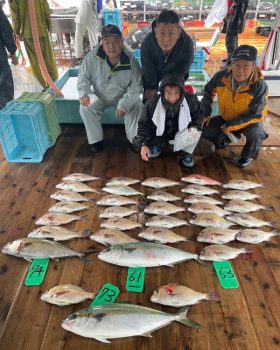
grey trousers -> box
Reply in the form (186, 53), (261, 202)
(80, 98), (143, 144)
(202, 115), (268, 159)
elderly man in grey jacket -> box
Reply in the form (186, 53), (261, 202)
(77, 24), (143, 153)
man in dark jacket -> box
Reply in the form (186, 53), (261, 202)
(222, 0), (249, 66)
(201, 45), (268, 168)
(0, 5), (18, 109)
(133, 74), (213, 168)
(141, 9), (194, 101)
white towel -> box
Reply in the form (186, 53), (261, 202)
(152, 97), (192, 136)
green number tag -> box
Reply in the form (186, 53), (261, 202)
(90, 283), (120, 307)
(25, 259), (49, 286)
(126, 267), (145, 293)
(213, 261), (239, 289)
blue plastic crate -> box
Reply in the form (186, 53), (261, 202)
(133, 49), (141, 67)
(0, 102), (51, 162)
(190, 50), (206, 71)
(102, 10), (122, 31)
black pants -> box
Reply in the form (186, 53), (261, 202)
(0, 60), (14, 110)
(202, 115), (268, 159)
(225, 32), (238, 61)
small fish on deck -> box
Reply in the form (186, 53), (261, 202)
(224, 200), (273, 213)
(90, 229), (138, 246)
(145, 215), (188, 229)
(189, 213), (234, 228)
(147, 191), (181, 202)
(222, 190), (260, 201)
(106, 177), (140, 186)
(199, 244), (251, 261)
(236, 229), (280, 244)
(97, 195), (138, 206)
(223, 180), (264, 190)
(181, 174), (222, 186)
(62, 173), (99, 182)
(197, 227), (239, 244)
(138, 227), (187, 244)
(50, 190), (93, 202)
(56, 181), (99, 193)
(102, 185), (143, 196)
(184, 195), (223, 205)
(101, 217), (142, 230)
(48, 201), (93, 214)
(188, 203), (231, 216)
(99, 206), (137, 218)
(181, 184), (219, 196)
(226, 213), (276, 228)
(144, 202), (185, 215)
(141, 177), (180, 189)
(35, 213), (87, 226)
(28, 226), (91, 241)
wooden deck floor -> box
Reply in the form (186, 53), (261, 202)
(0, 125), (280, 350)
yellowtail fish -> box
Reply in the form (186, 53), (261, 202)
(50, 190), (92, 202)
(197, 227), (239, 244)
(48, 201), (93, 214)
(90, 229), (138, 246)
(223, 180), (263, 190)
(141, 177), (180, 189)
(199, 244), (250, 261)
(226, 213), (275, 228)
(106, 177), (140, 186)
(97, 195), (138, 206)
(63, 173), (99, 182)
(41, 284), (95, 306)
(222, 190), (260, 201)
(144, 202), (185, 215)
(99, 206), (137, 218)
(56, 181), (99, 193)
(147, 191), (181, 202)
(188, 203), (231, 216)
(224, 200), (273, 213)
(181, 184), (219, 196)
(151, 283), (220, 307)
(181, 174), (222, 186)
(35, 213), (87, 226)
(138, 227), (187, 244)
(102, 185), (143, 196)
(28, 226), (91, 241)
(184, 195), (223, 205)
(61, 304), (200, 343)
(189, 213), (234, 228)
(2, 238), (94, 262)
(145, 215), (188, 229)
(236, 229), (280, 244)
(100, 217), (142, 230)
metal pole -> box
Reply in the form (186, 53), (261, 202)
(199, 0), (203, 20)
(255, 0), (261, 21)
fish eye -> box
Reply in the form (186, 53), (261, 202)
(68, 313), (78, 320)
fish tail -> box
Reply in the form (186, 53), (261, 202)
(195, 258), (214, 269)
(206, 292), (220, 301)
(79, 249), (97, 263)
(272, 230), (280, 236)
(176, 306), (201, 329)
(92, 189), (101, 194)
(243, 247), (253, 254)
(265, 205), (274, 211)
(79, 215), (88, 221)
(81, 229), (92, 238)
(269, 221), (277, 228)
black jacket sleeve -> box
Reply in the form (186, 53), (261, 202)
(185, 92), (203, 129)
(0, 8), (17, 56)
(200, 71), (221, 117)
(141, 36), (160, 91)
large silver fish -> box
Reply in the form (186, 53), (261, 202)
(56, 181), (99, 193)
(189, 213), (234, 228)
(147, 191), (181, 202)
(61, 303), (200, 343)
(35, 213), (87, 226)
(222, 190), (260, 201)
(138, 227), (187, 244)
(41, 284), (95, 306)
(90, 229), (138, 246)
(99, 206), (137, 218)
(184, 195), (223, 205)
(223, 180), (263, 190)
(188, 203), (231, 216)
(141, 177), (180, 189)
(144, 202), (185, 215)
(236, 229), (280, 243)
(145, 215), (188, 229)
(50, 190), (92, 202)
(224, 200), (272, 213)
(199, 244), (250, 261)
(97, 195), (138, 206)
(106, 177), (140, 186)
(226, 213), (275, 228)
(102, 185), (143, 196)
(98, 242), (201, 267)
(181, 184), (219, 196)
(100, 217), (142, 230)
(63, 173), (99, 182)
(181, 174), (222, 186)
(28, 226), (91, 241)
(48, 201), (93, 214)
(151, 283), (219, 307)
(197, 227), (239, 244)
(2, 238), (93, 262)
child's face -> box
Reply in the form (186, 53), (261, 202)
(164, 85), (181, 104)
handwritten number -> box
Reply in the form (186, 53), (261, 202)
(219, 267), (234, 279)
(97, 287), (116, 302)
(30, 265), (45, 277)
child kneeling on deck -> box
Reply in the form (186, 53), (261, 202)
(132, 74), (214, 168)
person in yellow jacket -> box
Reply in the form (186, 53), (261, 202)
(9, 0), (58, 87)
(201, 45), (268, 168)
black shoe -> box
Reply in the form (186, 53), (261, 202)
(237, 157), (253, 168)
(90, 140), (104, 153)
(181, 153), (194, 168)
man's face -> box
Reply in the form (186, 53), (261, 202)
(231, 59), (255, 83)
(164, 85), (181, 104)
(154, 23), (181, 54)
(102, 36), (123, 61)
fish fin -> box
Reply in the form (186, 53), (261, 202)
(141, 322), (172, 336)
(195, 258), (214, 269)
(243, 247), (253, 254)
(52, 258), (60, 262)
(94, 336), (111, 343)
(80, 215), (88, 221)
(81, 229), (92, 238)
(272, 230), (280, 236)
(80, 249), (97, 263)
(206, 292), (220, 301)
(23, 257), (33, 262)
(165, 263), (175, 267)
(175, 306), (201, 328)
(265, 206), (274, 211)
(177, 318), (202, 329)
(269, 221), (277, 228)
(142, 332), (153, 338)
